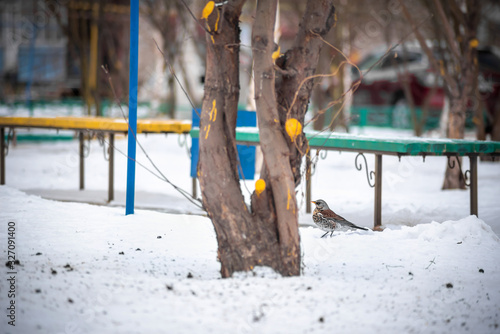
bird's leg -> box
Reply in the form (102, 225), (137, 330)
(321, 231), (329, 238)
(330, 231), (334, 237)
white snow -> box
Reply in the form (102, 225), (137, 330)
(1, 128), (500, 333)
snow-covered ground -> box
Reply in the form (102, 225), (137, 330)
(1, 127), (500, 333)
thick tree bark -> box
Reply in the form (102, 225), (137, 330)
(198, 0), (335, 278)
(251, 0), (335, 274)
(251, 0), (302, 276)
(166, 74), (177, 118)
(492, 96), (500, 142)
(198, 0), (283, 277)
(442, 96), (467, 189)
(440, 0), (480, 189)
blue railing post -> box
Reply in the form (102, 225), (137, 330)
(126, 0), (139, 215)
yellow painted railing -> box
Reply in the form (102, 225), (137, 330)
(0, 117), (191, 134)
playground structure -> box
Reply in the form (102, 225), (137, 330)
(0, 116), (190, 203)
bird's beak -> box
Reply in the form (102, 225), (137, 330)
(311, 201), (316, 204)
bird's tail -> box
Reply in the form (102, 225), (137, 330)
(345, 221), (368, 230)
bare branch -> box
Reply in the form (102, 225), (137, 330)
(433, 0), (461, 61)
(153, 38), (200, 118)
(448, 0), (467, 27)
(177, 0), (213, 34)
(101, 65), (204, 210)
(398, 0), (459, 96)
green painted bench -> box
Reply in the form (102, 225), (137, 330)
(191, 127), (500, 228)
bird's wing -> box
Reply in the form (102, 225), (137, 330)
(322, 209), (367, 230)
(321, 209), (348, 222)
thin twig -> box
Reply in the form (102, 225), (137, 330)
(101, 65), (204, 210)
(153, 38), (201, 118)
(176, 0), (213, 35)
(296, 19), (431, 186)
(155, 34), (253, 200)
(426, 257), (436, 269)
(302, 14), (434, 153)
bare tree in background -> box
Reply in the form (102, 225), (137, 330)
(197, 0), (335, 277)
(310, 0), (378, 132)
(477, 1), (500, 146)
(141, 0), (205, 118)
(46, 0), (130, 116)
(400, 0), (481, 189)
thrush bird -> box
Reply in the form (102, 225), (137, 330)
(311, 199), (368, 238)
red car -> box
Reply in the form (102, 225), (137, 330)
(351, 45), (500, 131)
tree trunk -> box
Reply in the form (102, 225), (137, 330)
(166, 74), (177, 118)
(399, 0), (480, 189)
(442, 40), (477, 190)
(251, 0), (302, 276)
(251, 0), (336, 273)
(163, 38), (177, 119)
(312, 87), (326, 131)
(311, 38), (332, 131)
(198, 0), (335, 278)
(491, 94), (500, 142)
(486, 94), (500, 162)
(198, 0), (284, 277)
(442, 95), (467, 189)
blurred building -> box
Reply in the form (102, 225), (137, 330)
(0, 1), (71, 101)
(0, 0), (130, 116)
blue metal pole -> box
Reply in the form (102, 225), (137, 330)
(126, 0), (139, 215)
